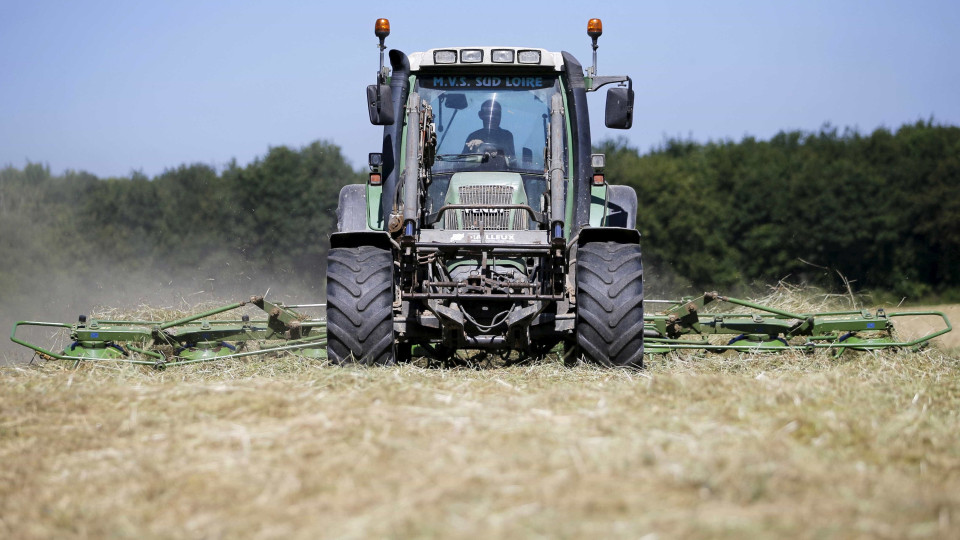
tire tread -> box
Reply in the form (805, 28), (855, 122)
(575, 242), (644, 367)
(326, 246), (395, 365)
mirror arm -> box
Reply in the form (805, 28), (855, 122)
(587, 75), (631, 93)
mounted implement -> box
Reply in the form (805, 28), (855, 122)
(10, 291), (951, 368)
(11, 297), (327, 369)
(642, 292), (952, 355)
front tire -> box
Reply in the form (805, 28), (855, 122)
(574, 242), (645, 367)
(326, 246), (395, 365)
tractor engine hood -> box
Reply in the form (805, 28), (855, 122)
(439, 172), (529, 231)
(418, 171), (549, 245)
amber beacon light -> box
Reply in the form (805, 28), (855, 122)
(587, 18), (603, 38)
(375, 18), (390, 39)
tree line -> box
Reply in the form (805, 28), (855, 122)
(602, 120), (960, 298)
(1, 141), (359, 319)
(2, 122), (958, 310)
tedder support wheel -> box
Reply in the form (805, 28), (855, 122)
(575, 241), (645, 367)
(326, 246), (396, 365)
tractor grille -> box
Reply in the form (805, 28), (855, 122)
(445, 185), (527, 230)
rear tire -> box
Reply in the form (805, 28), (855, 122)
(574, 242), (645, 367)
(326, 246), (395, 365)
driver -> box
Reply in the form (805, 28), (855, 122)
(462, 99), (515, 159)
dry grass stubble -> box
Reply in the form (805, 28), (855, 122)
(2, 345), (960, 539)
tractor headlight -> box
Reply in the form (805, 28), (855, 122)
(517, 50), (541, 64)
(460, 49), (483, 63)
(590, 153), (605, 169)
(491, 49), (514, 63)
(434, 50), (457, 64)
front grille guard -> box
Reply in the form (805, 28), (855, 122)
(423, 204), (546, 229)
(446, 185), (524, 230)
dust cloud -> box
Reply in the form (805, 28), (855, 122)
(1, 258), (325, 365)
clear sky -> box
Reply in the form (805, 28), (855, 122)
(1, 0), (958, 177)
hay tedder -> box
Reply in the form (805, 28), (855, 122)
(10, 291), (952, 369)
(11, 19), (952, 369)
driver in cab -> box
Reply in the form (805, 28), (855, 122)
(462, 99), (515, 160)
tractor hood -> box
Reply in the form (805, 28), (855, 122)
(443, 172), (527, 204)
(441, 172), (528, 231)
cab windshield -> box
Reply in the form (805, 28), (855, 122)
(415, 74), (562, 174)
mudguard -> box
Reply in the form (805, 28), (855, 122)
(337, 184), (369, 232)
(605, 185), (637, 229)
(330, 231), (393, 250)
(577, 226), (640, 247)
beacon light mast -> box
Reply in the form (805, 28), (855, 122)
(582, 18), (634, 128)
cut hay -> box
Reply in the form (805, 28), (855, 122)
(2, 292), (959, 538)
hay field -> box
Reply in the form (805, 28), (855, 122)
(2, 295), (960, 538)
(2, 351), (959, 538)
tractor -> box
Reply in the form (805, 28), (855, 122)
(327, 18), (645, 366)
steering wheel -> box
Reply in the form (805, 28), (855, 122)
(478, 143), (511, 167)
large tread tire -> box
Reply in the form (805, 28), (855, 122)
(326, 246), (395, 365)
(575, 242), (645, 367)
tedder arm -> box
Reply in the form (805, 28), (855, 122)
(643, 292), (952, 355)
(10, 296), (326, 369)
(10, 293), (951, 368)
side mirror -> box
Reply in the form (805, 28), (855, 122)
(443, 93), (468, 110)
(366, 84), (395, 125)
(604, 86), (634, 129)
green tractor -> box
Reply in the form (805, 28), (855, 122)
(327, 18), (644, 366)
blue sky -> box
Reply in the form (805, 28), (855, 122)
(1, 0), (958, 177)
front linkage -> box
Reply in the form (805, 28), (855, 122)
(11, 293), (951, 368)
